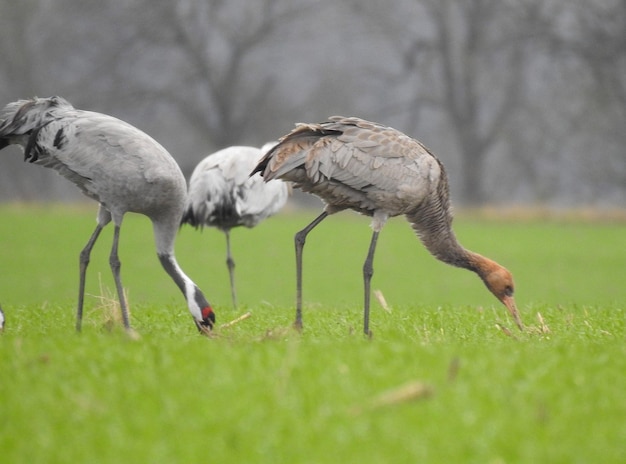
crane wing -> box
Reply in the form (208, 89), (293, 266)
(17, 109), (181, 208)
(236, 174), (289, 226)
(256, 116), (442, 214)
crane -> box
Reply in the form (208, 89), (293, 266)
(252, 116), (523, 335)
(181, 144), (289, 307)
(0, 96), (215, 335)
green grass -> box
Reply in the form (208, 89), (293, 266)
(0, 204), (625, 463)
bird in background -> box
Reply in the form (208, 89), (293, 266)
(0, 96), (215, 335)
(181, 143), (290, 308)
(252, 116), (523, 335)
(0, 304), (5, 332)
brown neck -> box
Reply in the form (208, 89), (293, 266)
(408, 215), (503, 299)
(404, 180), (479, 274)
(413, 220), (479, 272)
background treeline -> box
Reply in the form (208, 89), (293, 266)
(1, 0), (624, 207)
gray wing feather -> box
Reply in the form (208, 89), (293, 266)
(237, 174), (289, 226)
(259, 116), (442, 216)
(186, 146), (289, 228)
(14, 108), (185, 214)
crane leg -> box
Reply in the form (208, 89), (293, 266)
(294, 211), (328, 330)
(224, 230), (237, 308)
(362, 230), (379, 337)
(109, 225), (131, 331)
(76, 224), (105, 332)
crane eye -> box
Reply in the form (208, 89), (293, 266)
(504, 286), (514, 297)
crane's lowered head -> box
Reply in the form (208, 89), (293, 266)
(195, 305), (216, 336)
(183, 282), (215, 336)
(475, 258), (522, 330)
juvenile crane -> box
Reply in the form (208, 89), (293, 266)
(182, 144), (289, 308)
(252, 116), (523, 334)
(0, 96), (215, 334)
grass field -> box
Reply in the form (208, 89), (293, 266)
(0, 204), (625, 463)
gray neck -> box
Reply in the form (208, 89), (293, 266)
(404, 162), (481, 273)
(158, 253), (187, 294)
(158, 252), (211, 319)
(405, 188), (477, 273)
(411, 219), (476, 272)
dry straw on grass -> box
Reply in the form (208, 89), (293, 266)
(90, 274), (139, 339)
(219, 311), (252, 329)
(374, 289), (391, 313)
(350, 380), (434, 415)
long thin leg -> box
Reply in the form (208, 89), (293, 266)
(294, 211), (329, 330)
(76, 224), (105, 332)
(362, 230), (379, 336)
(224, 229), (237, 308)
(109, 224), (131, 330)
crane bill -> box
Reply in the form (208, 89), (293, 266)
(195, 321), (214, 337)
(502, 295), (524, 331)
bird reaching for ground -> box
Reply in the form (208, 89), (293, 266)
(181, 144), (289, 308)
(252, 116), (523, 334)
(0, 96), (215, 335)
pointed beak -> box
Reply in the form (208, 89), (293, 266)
(195, 312), (215, 337)
(195, 320), (213, 336)
(194, 306), (215, 336)
(502, 295), (524, 331)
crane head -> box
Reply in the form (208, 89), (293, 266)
(469, 253), (523, 331)
(195, 305), (215, 335)
(157, 253), (215, 335)
(481, 264), (523, 331)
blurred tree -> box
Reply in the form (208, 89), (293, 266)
(0, 0), (624, 206)
(0, 0), (41, 95)
(538, 0), (626, 204)
(351, 0), (545, 205)
(560, 0), (626, 116)
(108, 0), (321, 149)
(0, 0), (63, 199)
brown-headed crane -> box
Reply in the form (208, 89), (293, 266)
(252, 116), (523, 335)
(0, 96), (215, 335)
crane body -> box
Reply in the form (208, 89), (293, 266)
(0, 96), (215, 334)
(182, 145), (289, 307)
(253, 116), (522, 334)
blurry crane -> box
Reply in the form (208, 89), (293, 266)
(182, 144), (289, 308)
(252, 116), (523, 335)
(0, 304), (4, 332)
(0, 96), (215, 335)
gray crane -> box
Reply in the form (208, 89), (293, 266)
(0, 96), (215, 335)
(181, 144), (289, 308)
(252, 116), (523, 335)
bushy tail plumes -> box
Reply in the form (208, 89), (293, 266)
(0, 96), (73, 152)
